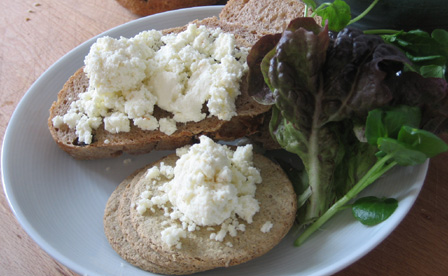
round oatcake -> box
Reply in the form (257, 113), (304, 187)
(129, 153), (297, 271)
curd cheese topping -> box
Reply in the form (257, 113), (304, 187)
(260, 221), (273, 233)
(52, 24), (249, 144)
(135, 136), (266, 248)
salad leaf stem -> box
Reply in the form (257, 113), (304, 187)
(347, 0), (380, 26)
(311, 3), (332, 18)
(294, 153), (397, 246)
(363, 29), (402, 35)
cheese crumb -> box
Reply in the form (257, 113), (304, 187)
(161, 225), (186, 249)
(159, 118), (177, 135)
(260, 221), (273, 233)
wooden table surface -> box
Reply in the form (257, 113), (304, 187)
(1, 1), (447, 275)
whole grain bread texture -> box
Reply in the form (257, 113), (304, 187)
(104, 153), (297, 274)
(48, 17), (271, 160)
(116, 0), (221, 16)
(219, 0), (320, 35)
(48, 0), (313, 160)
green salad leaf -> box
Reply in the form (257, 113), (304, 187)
(382, 29), (448, 79)
(312, 0), (351, 32)
(365, 105), (421, 145)
(352, 196), (398, 226)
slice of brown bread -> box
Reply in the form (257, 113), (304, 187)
(219, 0), (315, 35)
(48, 16), (272, 160)
(48, 0), (312, 160)
(122, 153), (297, 273)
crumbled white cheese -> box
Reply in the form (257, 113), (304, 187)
(145, 166), (161, 181)
(104, 112), (130, 133)
(53, 24), (249, 144)
(161, 225), (186, 249)
(133, 116), (158, 131)
(84, 30), (162, 95)
(158, 118), (177, 136)
(164, 136), (261, 226)
(260, 221), (273, 233)
(159, 162), (174, 179)
(175, 145), (190, 157)
(52, 116), (64, 128)
(135, 136), (264, 248)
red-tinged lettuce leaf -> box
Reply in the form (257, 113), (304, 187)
(270, 18), (330, 133)
(321, 28), (412, 122)
(247, 33), (281, 105)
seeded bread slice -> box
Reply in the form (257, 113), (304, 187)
(48, 16), (272, 160)
(122, 153), (297, 273)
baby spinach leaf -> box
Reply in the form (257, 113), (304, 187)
(382, 29), (448, 80)
(398, 126), (448, 158)
(377, 137), (427, 166)
(352, 196), (398, 226)
(313, 0), (351, 32)
(419, 65), (445, 79)
(364, 109), (386, 145)
(432, 29), (448, 45)
(365, 105), (421, 145)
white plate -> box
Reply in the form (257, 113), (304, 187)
(1, 6), (429, 276)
